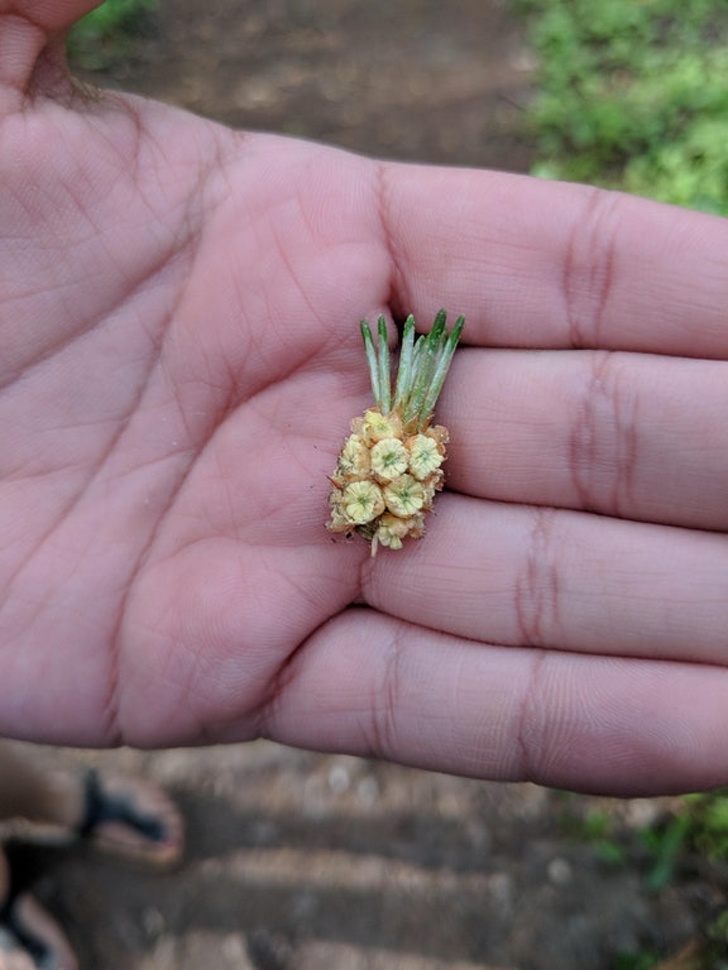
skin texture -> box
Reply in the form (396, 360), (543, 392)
(1, 2), (728, 796)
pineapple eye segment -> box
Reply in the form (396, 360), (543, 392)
(341, 481), (385, 525)
(338, 435), (370, 477)
(383, 475), (425, 518)
(359, 409), (402, 444)
(370, 437), (408, 481)
(406, 434), (444, 481)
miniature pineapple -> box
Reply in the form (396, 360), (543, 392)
(327, 310), (464, 555)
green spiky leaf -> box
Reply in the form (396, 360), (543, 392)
(361, 310), (464, 432)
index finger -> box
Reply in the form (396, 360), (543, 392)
(381, 165), (728, 357)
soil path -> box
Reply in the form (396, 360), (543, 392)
(79, 0), (536, 171)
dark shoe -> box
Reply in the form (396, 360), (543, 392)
(0, 893), (77, 970)
(77, 769), (184, 867)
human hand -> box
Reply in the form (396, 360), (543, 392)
(2, 1), (727, 796)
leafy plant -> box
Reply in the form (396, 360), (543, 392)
(556, 801), (629, 867)
(612, 951), (659, 970)
(633, 788), (728, 897)
(639, 811), (693, 894)
(577, 808), (629, 866)
(68, 0), (158, 70)
(683, 789), (728, 860)
(519, 0), (728, 215)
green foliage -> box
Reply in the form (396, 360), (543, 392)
(635, 788), (728, 896)
(683, 788), (728, 859)
(558, 803), (629, 866)
(639, 811), (692, 894)
(612, 951), (659, 970)
(520, 0), (728, 215)
(707, 910), (728, 967)
(68, 0), (158, 70)
(578, 808), (629, 865)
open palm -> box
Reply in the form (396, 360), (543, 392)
(3, 1), (728, 796)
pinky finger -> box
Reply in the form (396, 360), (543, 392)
(263, 609), (728, 797)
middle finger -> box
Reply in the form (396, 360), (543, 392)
(363, 495), (728, 665)
(441, 348), (728, 531)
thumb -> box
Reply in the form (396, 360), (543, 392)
(2, 1), (102, 31)
(0, 0), (101, 107)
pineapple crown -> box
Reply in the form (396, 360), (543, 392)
(360, 310), (464, 433)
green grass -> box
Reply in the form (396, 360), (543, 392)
(612, 952), (659, 970)
(517, 0), (728, 215)
(68, 0), (158, 70)
(556, 789), (728, 966)
(517, 8), (728, 960)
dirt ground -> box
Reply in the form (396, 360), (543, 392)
(77, 0), (537, 172)
(12, 2), (723, 968)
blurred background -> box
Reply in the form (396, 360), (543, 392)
(22, 2), (728, 968)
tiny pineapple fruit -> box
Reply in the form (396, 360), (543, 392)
(327, 310), (464, 555)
